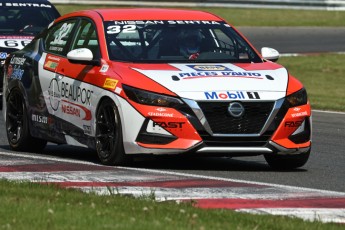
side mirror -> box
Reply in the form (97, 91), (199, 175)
(67, 48), (100, 66)
(261, 47), (280, 62)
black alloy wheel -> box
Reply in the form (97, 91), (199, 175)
(95, 98), (129, 165)
(6, 88), (47, 152)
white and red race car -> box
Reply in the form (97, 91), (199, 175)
(3, 8), (311, 169)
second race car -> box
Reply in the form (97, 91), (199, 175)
(0, 0), (60, 108)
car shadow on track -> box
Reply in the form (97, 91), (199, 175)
(0, 144), (306, 173)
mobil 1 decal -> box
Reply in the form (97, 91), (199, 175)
(204, 91), (260, 100)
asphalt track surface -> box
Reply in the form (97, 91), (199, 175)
(239, 27), (345, 54)
(0, 110), (344, 193)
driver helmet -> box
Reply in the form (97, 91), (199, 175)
(178, 29), (203, 57)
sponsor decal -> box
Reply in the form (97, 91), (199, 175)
(60, 82), (93, 105)
(177, 71), (262, 80)
(153, 122), (185, 129)
(10, 57), (26, 65)
(10, 66), (24, 80)
(48, 79), (61, 111)
(148, 112), (173, 117)
(187, 65), (232, 71)
(0, 52), (7, 59)
(291, 111), (308, 118)
(247, 92), (260, 99)
(47, 55), (61, 62)
(61, 100), (92, 121)
(156, 108), (167, 112)
(0, 3), (52, 7)
(48, 78), (93, 112)
(204, 91), (260, 100)
(83, 125), (91, 135)
(31, 114), (49, 124)
(44, 60), (58, 71)
(111, 20), (222, 25)
(114, 87), (122, 94)
(7, 56), (26, 80)
(284, 121), (303, 128)
(49, 46), (63, 52)
(62, 104), (81, 117)
(293, 107), (301, 112)
(107, 21), (228, 34)
(103, 78), (118, 90)
(100, 65), (109, 73)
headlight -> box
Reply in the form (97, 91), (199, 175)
(123, 85), (184, 107)
(285, 88), (308, 107)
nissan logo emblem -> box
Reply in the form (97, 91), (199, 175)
(228, 102), (245, 118)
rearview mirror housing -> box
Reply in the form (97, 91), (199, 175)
(67, 48), (100, 66)
(261, 47), (280, 62)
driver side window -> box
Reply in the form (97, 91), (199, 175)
(45, 20), (77, 56)
(71, 19), (100, 59)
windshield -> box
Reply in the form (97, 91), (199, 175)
(0, 4), (60, 36)
(104, 20), (261, 63)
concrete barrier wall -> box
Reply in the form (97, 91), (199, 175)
(50, 0), (345, 10)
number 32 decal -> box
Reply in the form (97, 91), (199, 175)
(107, 25), (136, 34)
(53, 23), (73, 45)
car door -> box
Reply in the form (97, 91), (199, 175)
(50, 18), (103, 144)
(38, 19), (78, 141)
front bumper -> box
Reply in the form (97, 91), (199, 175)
(120, 92), (311, 156)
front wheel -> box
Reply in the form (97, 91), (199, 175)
(95, 98), (129, 165)
(6, 88), (47, 152)
(264, 150), (310, 170)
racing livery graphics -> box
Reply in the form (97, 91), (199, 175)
(2, 8), (311, 169)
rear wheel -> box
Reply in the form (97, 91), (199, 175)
(95, 98), (129, 165)
(6, 89), (47, 152)
(264, 150), (310, 170)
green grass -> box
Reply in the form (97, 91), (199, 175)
(0, 180), (342, 230)
(278, 54), (345, 112)
(54, 5), (345, 26)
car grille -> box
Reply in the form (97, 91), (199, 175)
(197, 101), (275, 134)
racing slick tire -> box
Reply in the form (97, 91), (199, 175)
(6, 88), (47, 152)
(95, 98), (130, 166)
(264, 150), (310, 170)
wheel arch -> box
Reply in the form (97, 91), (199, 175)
(4, 81), (29, 123)
(93, 92), (124, 139)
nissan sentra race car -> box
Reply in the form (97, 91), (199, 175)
(2, 8), (312, 169)
(0, 0), (60, 107)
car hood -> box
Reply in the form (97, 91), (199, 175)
(130, 63), (288, 101)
